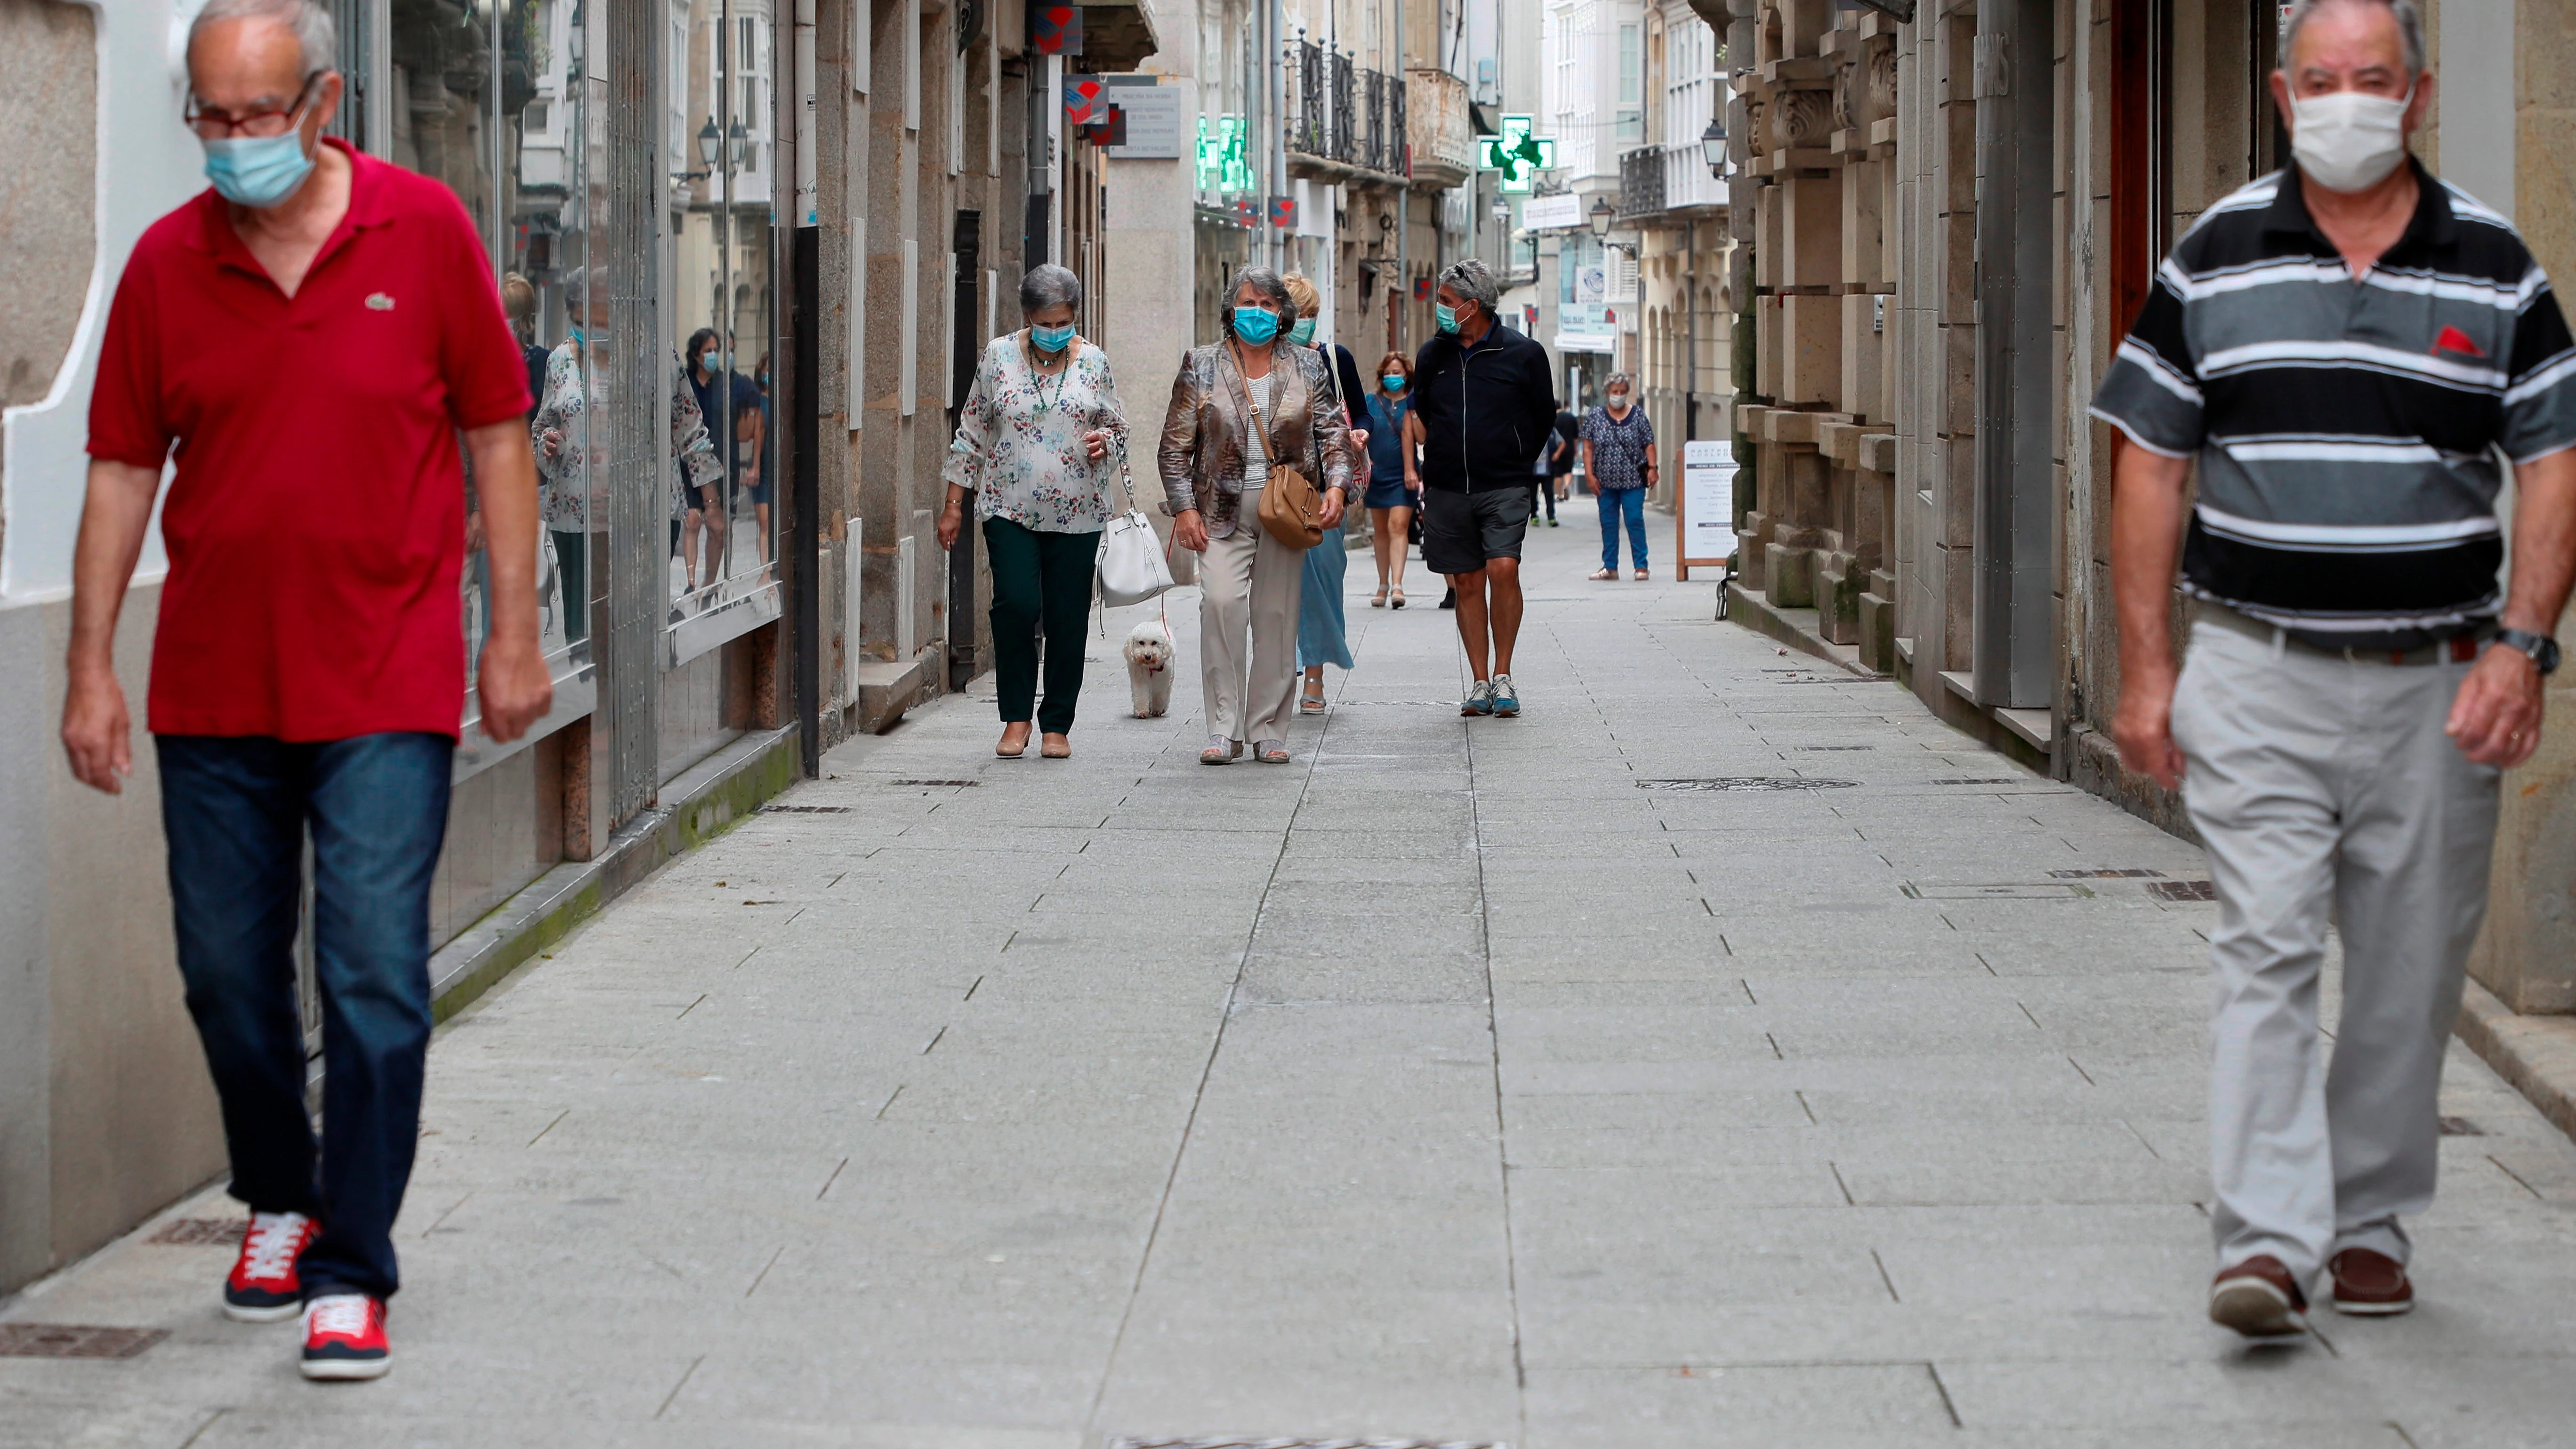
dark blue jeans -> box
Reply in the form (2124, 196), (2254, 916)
(1599, 486), (1649, 570)
(157, 733), (454, 1302)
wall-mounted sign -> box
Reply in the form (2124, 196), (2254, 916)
(1195, 113), (1255, 193)
(1102, 83), (1184, 159)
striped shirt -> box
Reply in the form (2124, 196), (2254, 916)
(2090, 160), (2576, 650)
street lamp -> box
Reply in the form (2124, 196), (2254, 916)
(696, 117), (722, 170)
(728, 120), (751, 170)
(1588, 195), (1615, 239)
(1701, 115), (1729, 179)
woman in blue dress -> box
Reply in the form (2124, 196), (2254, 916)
(1360, 351), (1417, 611)
(1283, 275), (1368, 715)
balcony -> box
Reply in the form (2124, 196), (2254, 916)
(1617, 142), (1730, 225)
(1617, 145), (1665, 220)
(1284, 41), (1409, 187)
(1405, 68), (1473, 191)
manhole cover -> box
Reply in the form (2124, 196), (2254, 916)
(0, 1325), (167, 1359)
(1109, 1441), (1506, 1449)
(2438, 1116), (2483, 1137)
(765, 805), (855, 813)
(2147, 880), (2219, 902)
(1637, 778), (1860, 792)
(1906, 882), (2094, 900)
(2048, 868), (2165, 879)
(149, 1218), (246, 1246)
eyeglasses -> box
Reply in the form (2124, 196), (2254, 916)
(185, 72), (322, 140)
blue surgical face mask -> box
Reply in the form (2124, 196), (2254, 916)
(1435, 303), (1461, 334)
(201, 130), (316, 209)
(567, 326), (586, 347)
(1232, 306), (1281, 345)
(1383, 374), (1407, 392)
(1030, 321), (1075, 354)
(1288, 317), (1317, 346)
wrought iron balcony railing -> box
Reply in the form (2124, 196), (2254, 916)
(1285, 41), (1412, 183)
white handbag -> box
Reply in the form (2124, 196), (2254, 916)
(1095, 436), (1177, 608)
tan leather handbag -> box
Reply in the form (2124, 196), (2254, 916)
(1241, 368), (1323, 550)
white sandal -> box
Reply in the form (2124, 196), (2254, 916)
(1370, 586), (1388, 608)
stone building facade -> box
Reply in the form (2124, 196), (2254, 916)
(1720, 0), (2576, 1031)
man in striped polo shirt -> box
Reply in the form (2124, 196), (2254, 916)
(2095, 0), (2576, 1340)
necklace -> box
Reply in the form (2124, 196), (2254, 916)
(1025, 335), (1073, 416)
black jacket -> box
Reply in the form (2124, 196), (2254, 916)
(1411, 323), (1557, 493)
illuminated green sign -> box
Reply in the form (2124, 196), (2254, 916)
(1195, 113), (1255, 194)
(1476, 114), (1555, 193)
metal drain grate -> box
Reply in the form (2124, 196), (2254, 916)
(888, 779), (981, 788)
(1930, 777), (2024, 785)
(1637, 778), (1860, 792)
(2438, 1116), (2483, 1136)
(1907, 882), (2094, 900)
(1798, 745), (1874, 751)
(149, 1218), (247, 1246)
(2147, 880), (2220, 902)
(0, 1325), (168, 1359)
(765, 805), (855, 813)
(2049, 868), (2165, 879)
(1109, 1441), (1506, 1449)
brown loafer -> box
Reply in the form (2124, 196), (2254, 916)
(2209, 1255), (2309, 1338)
(2328, 1248), (2413, 1316)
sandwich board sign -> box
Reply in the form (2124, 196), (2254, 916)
(1676, 438), (1739, 581)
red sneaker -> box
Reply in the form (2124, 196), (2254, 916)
(222, 1211), (317, 1322)
(300, 1293), (391, 1381)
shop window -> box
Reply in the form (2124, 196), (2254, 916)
(385, 0), (599, 753)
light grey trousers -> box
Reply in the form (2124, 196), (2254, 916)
(2171, 612), (2500, 1282)
(1197, 516), (1301, 746)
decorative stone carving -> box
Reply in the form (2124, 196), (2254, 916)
(1835, 37), (1898, 130)
(1744, 94), (1769, 154)
(1774, 88), (1830, 149)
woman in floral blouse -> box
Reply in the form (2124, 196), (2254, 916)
(938, 265), (1127, 760)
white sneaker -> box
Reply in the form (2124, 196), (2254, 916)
(1463, 679), (1495, 716)
(1490, 674), (1520, 716)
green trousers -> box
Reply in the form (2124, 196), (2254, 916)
(983, 516), (1101, 734)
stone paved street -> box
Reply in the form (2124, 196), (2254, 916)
(8, 500), (2576, 1448)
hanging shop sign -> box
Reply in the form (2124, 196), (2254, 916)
(1474, 114), (1555, 193)
(1194, 113), (1254, 193)
(1031, 4), (1083, 55)
(1522, 192), (1583, 229)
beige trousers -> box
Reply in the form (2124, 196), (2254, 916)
(1197, 517), (1302, 744)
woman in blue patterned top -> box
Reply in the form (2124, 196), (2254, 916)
(1579, 372), (1659, 580)
(938, 265), (1127, 760)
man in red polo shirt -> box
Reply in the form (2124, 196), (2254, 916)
(60, 0), (550, 1381)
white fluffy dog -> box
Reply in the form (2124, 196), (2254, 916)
(1122, 619), (1175, 718)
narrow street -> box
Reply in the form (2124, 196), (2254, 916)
(9, 500), (2576, 1448)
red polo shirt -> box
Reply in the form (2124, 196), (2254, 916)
(88, 140), (529, 742)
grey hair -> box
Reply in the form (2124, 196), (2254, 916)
(1605, 372), (1634, 392)
(2281, 0), (2425, 77)
(189, 0), (338, 78)
(1437, 258), (1500, 314)
(1221, 265), (1294, 340)
(1018, 263), (1083, 316)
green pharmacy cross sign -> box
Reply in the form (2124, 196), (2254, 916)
(1195, 113), (1255, 195)
(1476, 115), (1554, 193)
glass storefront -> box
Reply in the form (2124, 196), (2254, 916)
(333, 0), (780, 777)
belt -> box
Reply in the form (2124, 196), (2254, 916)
(2194, 602), (2485, 666)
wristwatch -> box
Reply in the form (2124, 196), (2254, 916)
(2494, 628), (2561, 675)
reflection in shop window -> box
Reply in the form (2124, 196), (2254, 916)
(390, 0), (596, 725)
(668, 0), (777, 639)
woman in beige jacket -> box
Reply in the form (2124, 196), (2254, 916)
(1159, 266), (1355, 765)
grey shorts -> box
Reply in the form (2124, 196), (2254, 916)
(1420, 487), (1529, 576)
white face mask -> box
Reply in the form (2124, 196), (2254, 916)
(2289, 82), (2414, 194)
